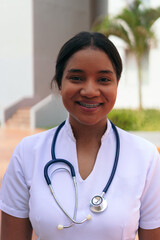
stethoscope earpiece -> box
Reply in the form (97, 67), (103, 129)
(57, 214), (92, 230)
(57, 224), (64, 230)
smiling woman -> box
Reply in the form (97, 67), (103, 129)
(60, 47), (118, 127)
(0, 32), (160, 240)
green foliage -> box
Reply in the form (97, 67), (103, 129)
(92, 0), (160, 57)
(92, 0), (160, 110)
(108, 109), (160, 131)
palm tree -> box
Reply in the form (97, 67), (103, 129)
(93, 0), (160, 109)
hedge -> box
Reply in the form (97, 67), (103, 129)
(108, 109), (160, 131)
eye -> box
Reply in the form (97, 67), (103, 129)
(98, 77), (111, 83)
(68, 75), (83, 82)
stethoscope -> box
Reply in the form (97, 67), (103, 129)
(44, 120), (120, 230)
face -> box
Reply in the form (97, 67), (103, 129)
(60, 47), (119, 128)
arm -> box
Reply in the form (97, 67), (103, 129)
(138, 227), (160, 240)
(1, 211), (33, 240)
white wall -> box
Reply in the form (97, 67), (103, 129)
(108, 1), (126, 16)
(31, 94), (68, 129)
(0, 0), (33, 108)
(150, 0), (160, 7)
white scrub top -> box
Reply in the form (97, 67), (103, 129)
(0, 119), (160, 240)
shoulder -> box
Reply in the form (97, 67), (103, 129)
(8, 128), (58, 170)
(115, 126), (159, 172)
(117, 126), (157, 154)
(18, 127), (57, 151)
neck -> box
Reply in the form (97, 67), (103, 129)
(69, 119), (107, 143)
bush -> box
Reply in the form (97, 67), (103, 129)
(108, 109), (160, 131)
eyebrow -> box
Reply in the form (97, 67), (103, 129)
(67, 69), (84, 73)
(67, 69), (114, 74)
(98, 70), (114, 74)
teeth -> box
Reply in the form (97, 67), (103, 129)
(79, 102), (100, 108)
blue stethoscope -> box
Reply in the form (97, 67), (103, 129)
(44, 121), (120, 230)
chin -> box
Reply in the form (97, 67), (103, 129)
(70, 116), (107, 127)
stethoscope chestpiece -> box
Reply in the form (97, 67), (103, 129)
(90, 195), (107, 213)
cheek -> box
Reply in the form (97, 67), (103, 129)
(60, 85), (74, 108)
(61, 80), (79, 97)
(104, 87), (118, 101)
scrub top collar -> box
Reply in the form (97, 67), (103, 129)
(64, 117), (112, 143)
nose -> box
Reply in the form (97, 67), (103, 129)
(80, 81), (100, 98)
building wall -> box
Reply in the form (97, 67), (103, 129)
(0, 0), (91, 125)
(0, 0), (33, 108)
(90, 0), (108, 23)
(33, 0), (91, 100)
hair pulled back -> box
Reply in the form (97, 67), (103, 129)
(51, 31), (122, 89)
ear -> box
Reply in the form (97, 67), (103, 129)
(59, 86), (62, 95)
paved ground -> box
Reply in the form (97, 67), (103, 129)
(0, 127), (43, 185)
(0, 127), (43, 239)
(130, 131), (160, 148)
(0, 127), (159, 239)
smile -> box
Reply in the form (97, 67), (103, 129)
(78, 102), (102, 108)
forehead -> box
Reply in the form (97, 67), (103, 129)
(64, 47), (115, 72)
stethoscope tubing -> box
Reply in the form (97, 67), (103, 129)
(44, 159), (76, 185)
(44, 120), (120, 228)
(44, 163), (90, 228)
(48, 175), (79, 224)
(46, 120), (120, 195)
(102, 122), (120, 193)
(51, 121), (66, 160)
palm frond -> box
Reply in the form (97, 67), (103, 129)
(92, 0), (160, 55)
(141, 8), (160, 29)
(116, 8), (140, 30)
(92, 16), (133, 49)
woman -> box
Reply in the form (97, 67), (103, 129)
(0, 32), (160, 240)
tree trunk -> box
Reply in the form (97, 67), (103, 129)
(136, 56), (143, 110)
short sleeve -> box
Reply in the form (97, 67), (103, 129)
(139, 147), (160, 229)
(0, 139), (30, 218)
